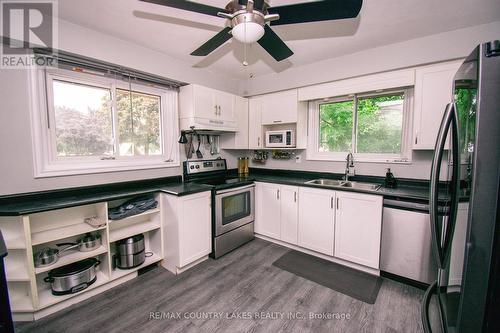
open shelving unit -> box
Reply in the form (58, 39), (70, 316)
(0, 195), (164, 321)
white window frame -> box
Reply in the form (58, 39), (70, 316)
(28, 67), (180, 178)
(307, 88), (413, 163)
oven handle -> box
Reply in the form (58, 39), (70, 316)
(216, 183), (255, 195)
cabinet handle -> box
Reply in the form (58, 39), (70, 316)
(415, 132), (418, 145)
(258, 137), (260, 146)
(277, 189), (280, 200)
(294, 192), (297, 202)
(218, 105), (221, 115)
(336, 198), (339, 210)
(214, 105), (218, 115)
(273, 120), (282, 123)
(331, 197), (333, 209)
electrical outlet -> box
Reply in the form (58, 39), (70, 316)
(295, 155), (302, 163)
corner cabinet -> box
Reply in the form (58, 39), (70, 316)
(334, 192), (382, 269)
(413, 60), (462, 149)
(179, 84), (237, 131)
(162, 191), (212, 274)
(298, 187), (335, 256)
(220, 96), (249, 149)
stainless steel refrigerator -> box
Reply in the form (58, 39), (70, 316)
(421, 41), (500, 332)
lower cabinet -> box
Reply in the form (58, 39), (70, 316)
(298, 187), (335, 256)
(162, 191), (212, 274)
(255, 182), (383, 270)
(334, 191), (382, 269)
(255, 183), (299, 245)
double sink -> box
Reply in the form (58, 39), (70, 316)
(305, 178), (381, 191)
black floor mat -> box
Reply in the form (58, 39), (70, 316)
(273, 250), (382, 304)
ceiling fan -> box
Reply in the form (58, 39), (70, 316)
(140, 0), (363, 62)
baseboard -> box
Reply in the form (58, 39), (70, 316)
(255, 234), (380, 276)
(380, 270), (430, 290)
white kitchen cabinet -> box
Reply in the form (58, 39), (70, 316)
(448, 203), (469, 286)
(162, 191), (212, 274)
(261, 89), (300, 125)
(334, 191), (382, 269)
(279, 185), (299, 245)
(220, 96), (249, 149)
(179, 84), (236, 131)
(255, 182), (281, 239)
(413, 61), (462, 149)
(248, 97), (263, 149)
(298, 187), (335, 256)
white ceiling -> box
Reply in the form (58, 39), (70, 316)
(58, 0), (500, 80)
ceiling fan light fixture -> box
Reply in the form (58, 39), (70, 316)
(232, 21), (264, 44)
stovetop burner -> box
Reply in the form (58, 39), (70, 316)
(183, 159), (253, 191)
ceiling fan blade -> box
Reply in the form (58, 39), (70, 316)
(257, 25), (293, 62)
(191, 27), (233, 56)
(139, 0), (227, 17)
(268, 0), (363, 26)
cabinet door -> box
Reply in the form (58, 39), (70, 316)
(178, 192), (212, 267)
(261, 90), (298, 125)
(249, 97), (263, 149)
(280, 185), (299, 245)
(298, 187), (335, 256)
(193, 85), (217, 120)
(334, 192), (382, 268)
(413, 61), (462, 149)
(255, 182), (281, 239)
(216, 90), (235, 122)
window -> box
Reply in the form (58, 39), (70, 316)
(309, 89), (412, 162)
(30, 67), (179, 177)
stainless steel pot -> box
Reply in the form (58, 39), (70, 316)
(116, 234), (144, 255)
(34, 247), (59, 267)
(114, 250), (146, 269)
(44, 258), (100, 295)
(114, 234), (146, 269)
(57, 232), (102, 253)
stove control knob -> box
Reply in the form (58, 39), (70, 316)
(190, 166), (194, 169)
(195, 165), (200, 169)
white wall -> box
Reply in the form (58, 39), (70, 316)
(240, 21), (500, 96)
(228, 21), (500, 180)
(224, 149), (441, 180)
(0, 20), (242, 196)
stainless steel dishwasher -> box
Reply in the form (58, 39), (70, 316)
(381, 199), (437, 284)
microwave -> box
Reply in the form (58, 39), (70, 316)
(265, 130), (295, 148)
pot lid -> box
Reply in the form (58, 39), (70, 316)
(35, 247), (59, 259)
(117, 233), (144, 245)
(48, 258), (97, 277)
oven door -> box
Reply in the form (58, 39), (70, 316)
(215, 184), (255, 236)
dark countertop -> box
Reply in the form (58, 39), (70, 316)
(248, 174), (433, 202)
(0, 178), (213, 216)
(0, 169), (468, 216)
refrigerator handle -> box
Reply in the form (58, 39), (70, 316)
(442, 103), (460, 263)
(421, 281), (437, 333)
(429, 103), (454, 268)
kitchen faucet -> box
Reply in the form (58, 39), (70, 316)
(344, 152), (355, 181)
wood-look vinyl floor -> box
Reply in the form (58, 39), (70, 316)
(16, 239), (425, 333)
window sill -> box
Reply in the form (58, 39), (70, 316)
(305, 156), (412, 164)
(34, 160), (180, 178)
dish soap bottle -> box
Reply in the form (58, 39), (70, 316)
(385, 168), (397, 188)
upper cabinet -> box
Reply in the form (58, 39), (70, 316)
(179, 84), (237, 131)
(261, 90), (302, 125)
(220, 96), (249, 149)
(413, 61), (462, 149)
(248, 97), (264, 149)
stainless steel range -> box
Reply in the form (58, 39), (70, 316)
(183, 158), (255, 258)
